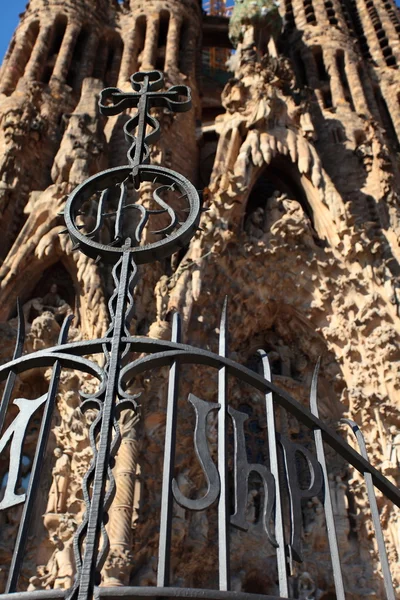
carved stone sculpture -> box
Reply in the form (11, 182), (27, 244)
(28, 518), (77, 591)
(46, 448), (71, 515)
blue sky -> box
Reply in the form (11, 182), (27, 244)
(0, 1), (27, 63)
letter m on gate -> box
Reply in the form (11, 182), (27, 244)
(0, 395), (47, 511)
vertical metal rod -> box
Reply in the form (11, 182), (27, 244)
(115, 182), (127, 241)
(0, 299), (25, 437)
(342, 419), (395, 600)
(218, 297), (230, 591)
(6, 315), (72, 593)
(75, 247), (134, 600)
(310, 361), (346, 600)
(157, 312), (181, 587)
(259, 351), (289, 598)
(132, 75), (150, 174)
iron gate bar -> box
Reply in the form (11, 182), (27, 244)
(217, 298), (230, 592)
(6, 315), (73, 593)
(0, 299), (25, 445)
(343, 419), (395, 600)
(157, 313), (181, 587)
(259, 352), (288, 598)
(310, 361), (345, 600)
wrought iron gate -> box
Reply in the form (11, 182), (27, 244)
(0, 71), (399, 600)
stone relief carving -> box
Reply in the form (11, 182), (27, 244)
(28, 517), (77, 591)
(23, 284), (73, 325)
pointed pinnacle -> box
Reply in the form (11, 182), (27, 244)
(95, 255), (102, 264)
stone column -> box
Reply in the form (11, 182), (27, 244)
(142, 14), (160, 70)
(51, 24), (80, 82)
(165, 16), (181, 71)
(24, 24), (53, 81)
(331, 0), (351, 31)
(375, 0), (400, 62)
(356, 0), (386, 65)
(344, 54), (369, 115)
(0, 20), (42, 94)
(323, 49), (344, 108)
(119, 30), (136, 84)
(0, 43), (27, 94)
(77, 31), (99, 86)
(292, 0), (307, 29)
(380, 83), (400, 144)
(313, 0), (327, 26)
(103, 414), (139, 586)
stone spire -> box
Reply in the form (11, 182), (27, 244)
(119, 0), (202, 82)
(277, 0), (400, 140)
(0, 0), (118, 97)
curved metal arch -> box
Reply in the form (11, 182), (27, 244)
(118, 345), (400, 508)
(0, 351), (105, 384)
(8, 334), (399, 508)
(2, 334), (398, 509)
(0, 587), (285, 600)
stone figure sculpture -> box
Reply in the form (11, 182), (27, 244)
(387, 426), (400, 467)
(46, 448), (71, 515)
(28, 518), (77, 591)
(297, 571), (318, 599)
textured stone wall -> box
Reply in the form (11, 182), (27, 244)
(0, 0), (399, 597)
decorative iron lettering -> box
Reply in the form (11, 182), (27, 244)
(279, 436), (324, 563)
(172, 394), (221, 511)
(228, 406), (277, 547)
(0, 394), (47, 510)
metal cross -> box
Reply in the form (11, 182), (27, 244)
(99, 70), (192, 172)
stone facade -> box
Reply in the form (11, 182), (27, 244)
(0, 0), (400, 598)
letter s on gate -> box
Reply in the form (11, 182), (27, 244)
(0, 395), (47, 511)
(172, 394), (221, 511)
